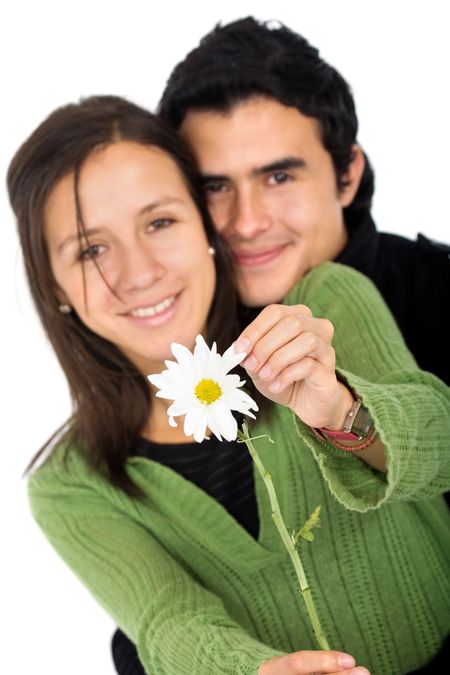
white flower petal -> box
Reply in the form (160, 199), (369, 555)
(193, 335), (211, 371)
(148, 373), (168, 388)
(221, 343), (247, 371)
(226, 388), (258, 411)
(167, 404), (187, 417)
(171, 342), (196, 371)
(164, 359), (181, 370)
(184, 405), (206, 437)
(223, 399), (257, 420)
(207, 401), (238, 441)
(221, 373), (243, 390)
(155, 390), (180, 402)
(191, 409), (209, 443)
(169, 416), (178, 427)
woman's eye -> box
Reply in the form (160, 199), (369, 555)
(79, 244), (104, 261)
(148, 218), (174, 231)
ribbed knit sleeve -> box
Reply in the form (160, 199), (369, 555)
(284, 262), (450, 511)
(28, 450), (285, 675)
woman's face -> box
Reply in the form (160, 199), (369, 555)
(44, 140), (216, 374)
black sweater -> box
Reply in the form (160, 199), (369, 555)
(337, 210), (450, 385)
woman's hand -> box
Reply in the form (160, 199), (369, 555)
(258, 650), (370, 675)
(235, 304), (353, 430)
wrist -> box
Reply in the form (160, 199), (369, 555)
(323, 382), (354, 431)
(315, 385), (376, 448)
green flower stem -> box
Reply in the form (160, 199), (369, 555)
(239, 422), (330, 651)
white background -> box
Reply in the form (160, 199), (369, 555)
(1, 1), (448, 673)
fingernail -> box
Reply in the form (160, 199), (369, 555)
(268, 378), (281, 392)
(244, 355), (257, 371)
(350, 668), (370, 675)
(235, 337), (250, 354)
(338, 654), (356, 668)
(259, 364), (272, 379)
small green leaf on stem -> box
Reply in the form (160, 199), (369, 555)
(294, 506), (322, 546)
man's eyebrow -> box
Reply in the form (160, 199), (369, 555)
(199, 157), (306, 185)
(254, 156), (306, 176)
(199, 173), (229, 185)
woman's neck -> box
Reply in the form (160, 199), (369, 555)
(144, 395), (195, 444)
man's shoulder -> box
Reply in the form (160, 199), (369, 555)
(378, 231), (450, 266)
(416, 233), (450, 256)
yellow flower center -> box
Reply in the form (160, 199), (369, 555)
(195, 379), (222, 405)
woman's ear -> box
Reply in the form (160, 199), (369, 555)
(339, 145), (365, 208)
(54, 283), (70, 308)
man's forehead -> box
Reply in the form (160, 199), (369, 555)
(180, 100), (322, 176)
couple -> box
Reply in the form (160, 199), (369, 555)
(8, 17), (450, 675)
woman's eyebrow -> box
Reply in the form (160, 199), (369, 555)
(58, 197), (187, 253)
(58, 228), (101, 254)
(138, 196), (185, 215)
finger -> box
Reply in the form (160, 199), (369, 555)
(259, 650), (361, 674)
(241, 316), (334, 374)
(254, 332), (336, 382)
(235, 304), (314, 354)
(265, 357), (336, 395)
(285, 650), (362, 674)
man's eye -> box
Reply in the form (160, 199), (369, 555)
(79, 244), (103, 261)
(203, 181), (227, 194)
(268, 171), (290, 185)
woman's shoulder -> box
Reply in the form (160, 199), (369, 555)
(27, 427), (110, 518)
(28, 426), (85, 480)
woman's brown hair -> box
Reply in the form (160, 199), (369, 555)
(7, 95), (240, 496)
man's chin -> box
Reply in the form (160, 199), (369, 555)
(237, 266), (311, 307)
(237, 285), (286, 308)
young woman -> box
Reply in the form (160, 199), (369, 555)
(8, 96), (450, 675)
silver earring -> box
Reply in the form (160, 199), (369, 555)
(208, 246), (216, 256)
(58, 304), (72, 314)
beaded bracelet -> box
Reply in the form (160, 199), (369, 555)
(312, 426), (378, 452)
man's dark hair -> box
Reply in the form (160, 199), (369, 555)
(159, 16), (374, 210)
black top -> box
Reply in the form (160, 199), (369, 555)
(133, 434), (259, 538)
(338, 210), (450, 385)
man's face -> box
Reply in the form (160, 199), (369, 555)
(180, 96), (362, 306)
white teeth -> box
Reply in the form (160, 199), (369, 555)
(130, 296), (175, 318)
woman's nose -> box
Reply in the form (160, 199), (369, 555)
(117, 244), (164, 292)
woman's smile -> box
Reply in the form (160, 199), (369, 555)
(121, 292), (180, 329)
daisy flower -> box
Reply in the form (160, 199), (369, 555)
(148, 335), (258, 443)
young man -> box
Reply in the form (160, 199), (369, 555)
(158, 16), (450, 387)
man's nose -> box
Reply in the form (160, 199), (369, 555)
(228, 189), (271, 240)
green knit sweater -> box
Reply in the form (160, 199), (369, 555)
(29, 263), (450, 675)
